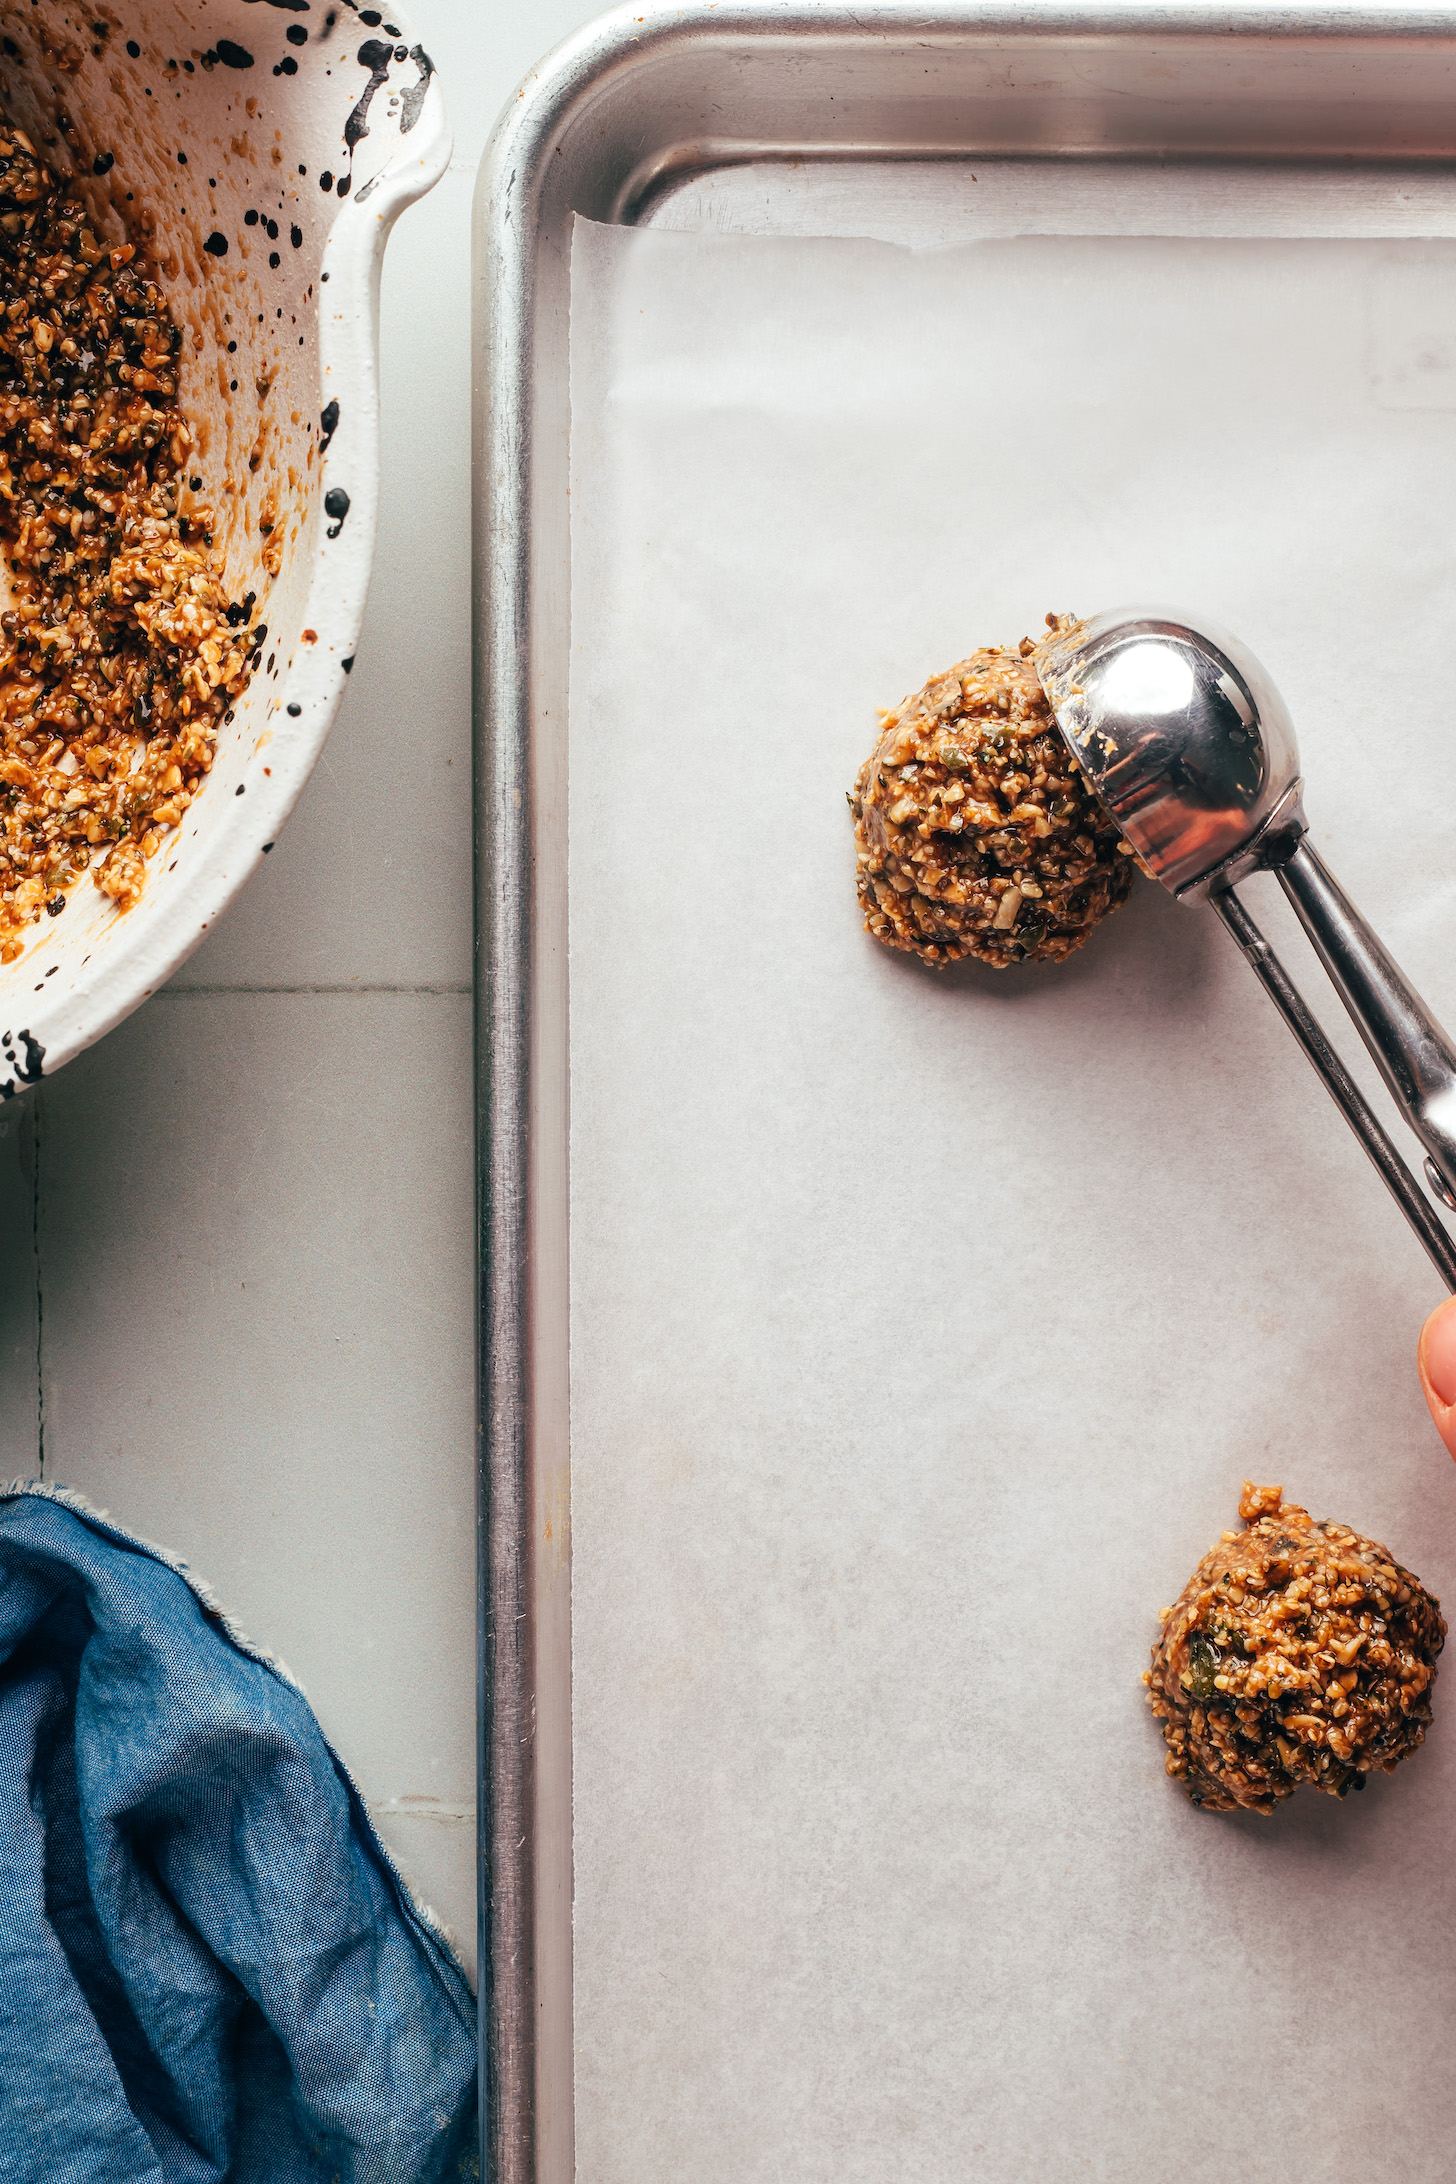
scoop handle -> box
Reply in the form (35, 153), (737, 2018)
(1211, 883), (1456, 1291)
(1274, 838), (1456, 1210)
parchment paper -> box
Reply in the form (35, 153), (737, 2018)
(569, 215), (1456, 2184)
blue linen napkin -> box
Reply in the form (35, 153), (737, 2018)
(0, 1484), (477, 2182)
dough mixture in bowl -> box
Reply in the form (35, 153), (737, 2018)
(850, 618), (1135, 969)
(1145, 1482), (1445, 1814)
(0, 130), (252, 962)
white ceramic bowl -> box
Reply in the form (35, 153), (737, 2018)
(0, 0), (449, 1089)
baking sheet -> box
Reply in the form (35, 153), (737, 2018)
(568, 211), (1456, 2183)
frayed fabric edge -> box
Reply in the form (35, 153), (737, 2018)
(0, 1476), (475, 1996)
(5, 1475), (305, 1686)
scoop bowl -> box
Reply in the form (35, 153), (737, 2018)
(1034, 605), (1306, 900)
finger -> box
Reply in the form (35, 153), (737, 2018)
(1418, 1296), (1456, 1460)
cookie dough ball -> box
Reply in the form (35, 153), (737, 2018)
(850, 630), (1135, 968)
(1146, 1483), (1445, 1815)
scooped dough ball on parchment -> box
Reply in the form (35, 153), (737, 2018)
(849, 625), (1135, 969)
(1145, 1483), (1445, 1815)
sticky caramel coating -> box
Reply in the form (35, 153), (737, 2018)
(1145, 1483), (1445, 1815)
(849, 620), (1135, 969)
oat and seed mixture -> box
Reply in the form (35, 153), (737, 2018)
(1145, 1482), (1445, 1814)
(0, 131), (252, 961)
(849, 616), (1136, 969)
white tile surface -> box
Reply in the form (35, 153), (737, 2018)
(0, 0), (612, 1985)
(35, 992), (477, 1887)
(0, 1101), (37, 1479)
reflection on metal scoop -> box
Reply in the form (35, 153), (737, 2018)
(1037, 606), (1456, 1290)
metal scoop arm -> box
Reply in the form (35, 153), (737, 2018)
(1273, 835), (1456, 1215)
(1212, 882), (1456, 1291)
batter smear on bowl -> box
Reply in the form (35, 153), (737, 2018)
(0, 131), (252, 961)
(849, 617), (1135, 968)
(1145, 1482), (1445, 1814)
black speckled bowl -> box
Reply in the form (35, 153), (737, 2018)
(0, 0), (449, 1088)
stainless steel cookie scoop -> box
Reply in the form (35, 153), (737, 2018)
(1036, 606), (1456, 1290)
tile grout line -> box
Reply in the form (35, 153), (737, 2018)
(30, 1095), (42, 1482)
(22, 978), (470, 1468)
(158, 983), (472, 996)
